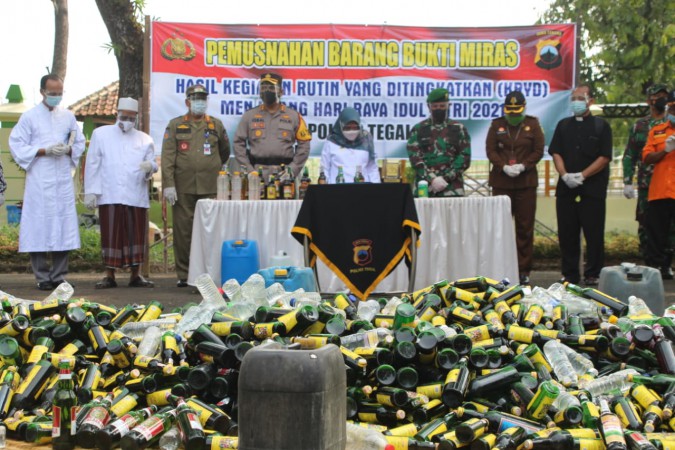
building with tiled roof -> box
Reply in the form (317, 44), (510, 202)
(69, 80), (119, 134)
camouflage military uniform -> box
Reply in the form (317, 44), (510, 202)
(406, 118), (471, 197)
(622, 115), (668, 256)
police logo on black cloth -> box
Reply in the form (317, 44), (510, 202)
(534, 30), (563, 70)
(353, 239), (373, 267)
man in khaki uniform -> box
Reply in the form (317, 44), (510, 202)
(162, 84), (230, 287)
(485, 91), (545, 285)
(234, 72), (312, 180)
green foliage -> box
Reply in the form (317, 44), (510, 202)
(540, 0), (674, 101)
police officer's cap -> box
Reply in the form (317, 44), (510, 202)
(186, 84), (208, 98)
(260, 73), (283, 85)
(647, 84), (669, 97)
(427, 88), (449, 103)
(504, 91), (526, 114)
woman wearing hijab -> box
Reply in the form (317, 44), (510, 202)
(321, 107), (381, 183)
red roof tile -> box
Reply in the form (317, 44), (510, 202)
(69, 80), (119, 119)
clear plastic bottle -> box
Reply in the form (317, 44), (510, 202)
(380, 297), (403, 316)
(340, 328), (393, 350)
(222, 278), (242, 302)
(345, 422), (394, 450)
(553, 389), (582, 410)
(137, 326), (162, 357)
(158, 424), (181, 450)
(558, 341), (599, 377)
(265, 283), (286, 305)
(583, 368), (639, 398)
(357, 299), (381, 322)
(248, 170), (260, 200)
(548, 283), (599, 317)
(543, 340), (579, 387)
(241, 274), (268, 307)
(628, 295), (654, 316)
(231, 171), (242, 200)
(195, 274), (227, 309)
(42, 281), (74, 302)
(118, 318), (178, 339)
(216, 171), (230, 200)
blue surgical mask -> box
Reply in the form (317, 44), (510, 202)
(190, 99), (207, 115)
(571, 100), (588, 116)
(45, 95), (62, 107)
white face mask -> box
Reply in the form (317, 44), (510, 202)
(343, 130), (360, 141)
(117, 119), (135, 133)
(190, 99), (208, 115)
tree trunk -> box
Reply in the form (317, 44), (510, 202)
(94, 0), (144, 99)
(51, 0), (68, 80)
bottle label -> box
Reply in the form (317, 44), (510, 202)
(578, 438), (607, 450)
(253, 322), (276, 340)
(632, 385), (661, 408)
(417, 383), (443, 399)
(507, 326), (534, 343)
(111, 394), (138, 417)
(388, 423), (418, 437)
(385, 435), (410, 450)
(52, 405), (61, 438)
(600, 414), (626, 445)
(445, 368), (461, 385)
(210, 322), (234, 336)
(146, 389), (171, 406)
(494, 301), (511, 319)
(134, 416), (165, 441)
(186, 411), (203, 431)
(83, 406), (110, 430)
(187, 400), (213, 426)
(210, 436), (239, 449)
(109, 414), (138, 436)
(524, 306), (543, 325)
(452, 307), (477, 322)
(464, 325), (490, 343)
(496, 416), (541, 434)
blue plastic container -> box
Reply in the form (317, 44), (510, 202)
(258, 266), (318, 292)
(6, 205), (21, 225)
(221, 240), (260, 285)
(599, 263), (665, 315)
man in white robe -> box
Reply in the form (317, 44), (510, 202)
(84, 97), (157, 288)
(8, 74), (85, 290)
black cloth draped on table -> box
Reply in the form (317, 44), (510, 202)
(292, 184), (421, 299)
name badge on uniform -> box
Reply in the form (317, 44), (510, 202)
(203, 132), (211, 155)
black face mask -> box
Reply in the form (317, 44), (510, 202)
(431, 109), (447, 122)
(653, 97), (668, 114)
(262, 91), (277, 106)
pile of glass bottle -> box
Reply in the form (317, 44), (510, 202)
(0, 272), (673, 450)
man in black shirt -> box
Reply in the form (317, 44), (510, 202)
(549, 84), (613, 286)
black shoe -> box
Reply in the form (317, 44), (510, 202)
(661, 267), (674, 280)
(177, 279), (188, 288)
(558, 276), (579, 285)
(583, 276), (599, 287)
(129, 276), (154, 288)
(53, 280), (75, 288)
(37, 281), (54, 291)
(519, 275), (530, 285)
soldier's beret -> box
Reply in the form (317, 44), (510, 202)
(647, 84), (669, 97)
(427, 88), (449, 103)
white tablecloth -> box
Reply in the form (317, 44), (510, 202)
(188, 196), (518, 291)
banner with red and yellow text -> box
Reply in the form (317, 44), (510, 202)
(150, 22), (576, 159)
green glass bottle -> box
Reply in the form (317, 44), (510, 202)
(119, 406), (176, 450)
(52, 359), (78, 450)
(600, 397), (628, 450)
(94, 405), (157, 450)
(167, 394), (206, 450)
(335, 165), (345, 184)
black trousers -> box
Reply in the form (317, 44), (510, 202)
(645, 198), (674, 269)
(556, 195), (606, 282)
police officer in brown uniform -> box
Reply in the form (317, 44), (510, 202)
(162, 84), (230, 287)
(486, 91), (545, 285)
(234, 73), (312, 179)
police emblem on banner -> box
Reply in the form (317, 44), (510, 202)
(534, 30), (563, 70)
(161, 33), (196, 61)
(353, 239), (373, 266)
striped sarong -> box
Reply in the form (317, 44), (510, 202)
(99, 204), (148, 268)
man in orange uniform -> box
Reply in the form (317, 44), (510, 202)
(642, 90), (675, 280)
